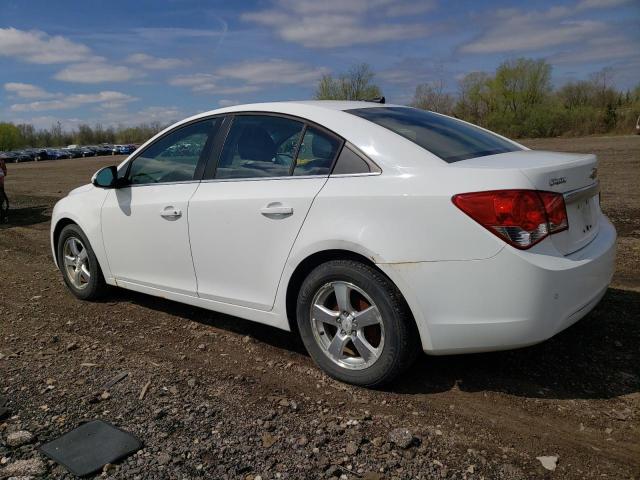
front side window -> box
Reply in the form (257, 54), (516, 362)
(293, 127), (341, 176)
(347, 107), (521, 163)
(216, 115), (304, 179)
(128, 119), (219, 185)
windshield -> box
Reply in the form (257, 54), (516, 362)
(347, 107), (522, 163)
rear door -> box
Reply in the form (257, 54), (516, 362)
(189, 114), (343, 310)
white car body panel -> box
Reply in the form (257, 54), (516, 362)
(189, 176), (327, 310)
(51, 185), (112, 281)
(102, 183), (199, 295)
(51, 101), (617, 355)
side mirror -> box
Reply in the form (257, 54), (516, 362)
(92, 166), (118, 188)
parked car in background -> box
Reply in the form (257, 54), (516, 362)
(63, 147), (84, 158)
(50, 101), (616, 387)
(89, 145), (113, 156)
(23, 148), (47, 161)
(0, 152), (17, 163)
(8, 150), (32, 162)
(112, 144), (137, 155)
(79, 147), (97, 157)
(0, 144), (133, 162)
(46, 148), (72, 160)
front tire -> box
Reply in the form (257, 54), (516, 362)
(57, 224), (108, 300)
(296, 260), (420, 387)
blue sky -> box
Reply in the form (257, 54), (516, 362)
(1, 0), (638, 129)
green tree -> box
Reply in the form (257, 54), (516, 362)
(75, 124), (95, 145)
(315, 63), (382, 101)
(455, 72), (493, 124)
(16, 123), (36, 147)
(411, 80), (455, 115)
(492, 58), (552, 117)
(0, 123), (21, 151)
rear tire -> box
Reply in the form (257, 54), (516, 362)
(296, 260), (420, 387)
(57, 224), (108, 300)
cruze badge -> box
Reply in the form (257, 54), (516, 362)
(549, 177), (567, 187)
(589, 168), (598, 180)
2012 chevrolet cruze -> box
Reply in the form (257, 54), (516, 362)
(51, 101), (616, 386)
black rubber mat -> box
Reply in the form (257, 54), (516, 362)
(39, 420), (142, 477)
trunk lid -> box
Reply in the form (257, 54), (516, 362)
(454, 150), (600, 255)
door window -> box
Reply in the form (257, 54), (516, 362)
(128, 119), (219, 185)
(293, 127), (341, 176)
(215, 115), (304, 179)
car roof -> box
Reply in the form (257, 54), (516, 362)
(188, 100), (405, 120)
(128, 101), (446, 173)
(214, 100), (405, 111)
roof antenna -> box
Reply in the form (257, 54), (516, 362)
(366, 96), (385, 104)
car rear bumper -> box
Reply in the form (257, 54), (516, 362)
(378, 216), (617, 354)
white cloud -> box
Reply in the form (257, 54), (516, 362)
(242, 0), (433, 48)
(99, 105), (185, 127)
(169, 73), (218, 89)
(169, 73), (260, 94)
(54, 62), (141, 83)
(125, 53), (190, 70)
(576, 0), (631, 9)
(378, 58), (452, 86)
(132, 27), (226, 41)
(218, 99), (239, 107)
(460, 0), (633, 55)
(550, 35), (639, 64)
(461, 15), (606, 54)
(216, 59), (328, 85)
(8, 115), (84, 130)
(10, 91), (136, 112)
(0, 27), (93, 64)
(4, 82), (60, 99)
(12, 106), (185, 130)
(169, 60), (325, 96)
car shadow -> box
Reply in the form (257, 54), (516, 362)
(391, 288), (639, 400)
(0, 205), (50, 228)
(110, 287), (638, 401)
(107, 288), (307, 355)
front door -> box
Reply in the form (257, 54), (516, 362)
(101, 118), (220, 295)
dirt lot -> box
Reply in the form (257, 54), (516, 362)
(0, 136), (638, 479)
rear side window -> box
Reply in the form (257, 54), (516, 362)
(293, 127), (341, 176)
(347, 107), (521, 163)
(332, 147), (371, 175)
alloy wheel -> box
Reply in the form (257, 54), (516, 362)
(310, 281), (384, 370)
(63, 237), (91, 290)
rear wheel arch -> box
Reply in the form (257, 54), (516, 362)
(285, 249), (420, 341)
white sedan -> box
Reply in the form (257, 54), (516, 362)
(51, 101), (616, 386)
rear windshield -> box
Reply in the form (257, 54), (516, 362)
(347, 107), (521, 163)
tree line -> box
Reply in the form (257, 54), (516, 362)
(1, 57), (639, 151)
(0, 121), (166, 151)
(316, 59), (640, 138)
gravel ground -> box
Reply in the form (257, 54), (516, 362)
(1, 135), (639, 479)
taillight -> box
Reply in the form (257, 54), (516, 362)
(452, 190), (568, 249)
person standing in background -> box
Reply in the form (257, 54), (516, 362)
(0, 156), (8, 223)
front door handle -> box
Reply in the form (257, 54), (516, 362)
(260, 202), (293, 217)
(160, 206), (182, 219)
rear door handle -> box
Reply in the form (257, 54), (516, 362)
(160, 206), (182, 219)
(260, 202), (293, 217)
